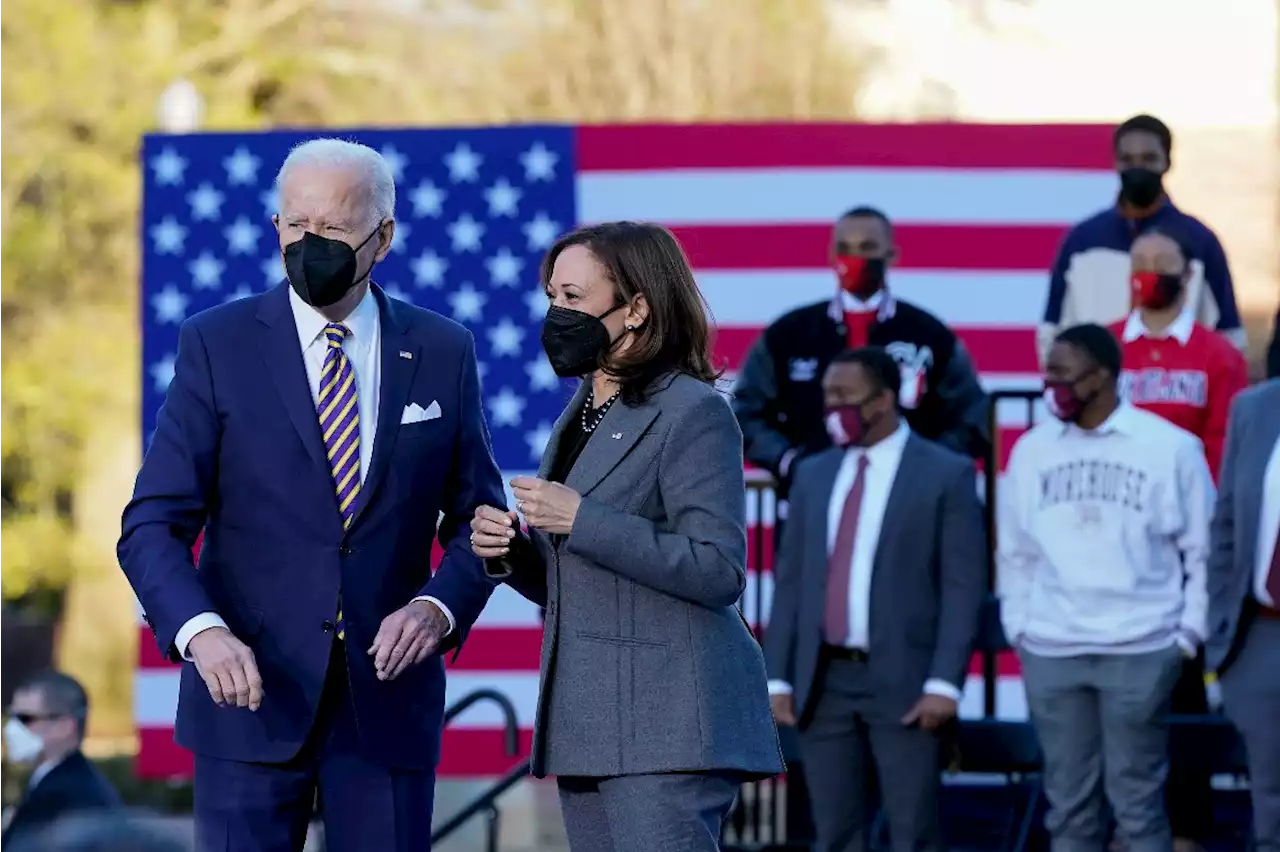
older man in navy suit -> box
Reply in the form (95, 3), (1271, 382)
(118, 138), (505, 852)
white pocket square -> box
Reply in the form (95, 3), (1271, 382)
(402, 400), (442, 425)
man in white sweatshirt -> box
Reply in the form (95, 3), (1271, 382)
(998, 322), (1213, 852)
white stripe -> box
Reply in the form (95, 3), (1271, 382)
(578, 168), (1113, 226)
(701, 270), (1046, 328)
(134, 669), (1027, 727)
(132, 670), (544, 729)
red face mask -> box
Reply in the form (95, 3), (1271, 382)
(825, 404), (873, 447)
(1130, 270), (1183, 310)
(834, 255), (886, 300)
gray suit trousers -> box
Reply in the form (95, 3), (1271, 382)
(557, 772), (738, 852)
(1221, 617), (1280, 852)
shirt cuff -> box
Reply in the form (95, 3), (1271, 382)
(922, 678), (962, 702)
(175, 612), (229, 661)
(414, 596), (455, 637)
(777, 448), (800, 479)
(767, 679), (793, 696)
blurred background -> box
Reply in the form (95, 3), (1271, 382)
(2, 0), (1277, 847)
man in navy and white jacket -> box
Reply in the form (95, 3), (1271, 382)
(1038, 114), (1244, 367)
(998, 323), (1213, 852)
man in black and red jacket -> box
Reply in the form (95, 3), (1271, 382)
(732, 206), (990, 497)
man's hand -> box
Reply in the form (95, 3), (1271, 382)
(770, 692), (797, 727)
(901, 693), (958, 731)
(188, 627), (263, 710)
(368, 600), (450, 681)
(510, 476), (581, 536)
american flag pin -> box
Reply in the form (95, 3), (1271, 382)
(611, 432), (622, 439)
(399, 350), (413, 359)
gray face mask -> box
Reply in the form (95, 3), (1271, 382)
(3, 717), (45, 764)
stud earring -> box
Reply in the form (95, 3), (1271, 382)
(625, 324), (636, 331)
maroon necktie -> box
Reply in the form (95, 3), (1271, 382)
(1267, 525), (1280, 605)
(824, 454), (869, 646)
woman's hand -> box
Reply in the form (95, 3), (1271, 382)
(470, 505), (518, 557)
(510, 476), (582, 536)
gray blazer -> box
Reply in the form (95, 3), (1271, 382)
(763, 433), (987, 723)
(499, 373), (784, 779)
(1206, 379), (1280, 675)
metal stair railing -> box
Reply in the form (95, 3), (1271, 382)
(430, 689), (528, 852)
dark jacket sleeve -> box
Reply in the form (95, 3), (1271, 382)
(731, 333), (795, 476)
(1268, 308), (1280, 379)
(930, 458), (988, 689)
(931, 338), (991, 461)
(762, 464), (808, 685)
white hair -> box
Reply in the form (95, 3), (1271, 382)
(275, 138), (396, 226)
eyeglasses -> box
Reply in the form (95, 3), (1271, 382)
(8, 712), (62, 726)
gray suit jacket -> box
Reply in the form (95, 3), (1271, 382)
(500, 373), (784, 779)
(763, 433), (987, 724)
(1206, 379), (1280, 675)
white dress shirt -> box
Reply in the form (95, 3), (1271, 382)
(174, 286), (453, 660)
(769, 424), (962, 702)
(1256, 434), (1280, 607)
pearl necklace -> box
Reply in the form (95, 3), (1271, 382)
(582, 388), (620, 433)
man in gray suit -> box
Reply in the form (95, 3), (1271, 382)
(1206, 378), (1280, 852)
(763, 346), (987, 852)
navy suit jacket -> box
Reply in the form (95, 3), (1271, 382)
(1, 752), (122, 851)
(118, 283), (505, 770)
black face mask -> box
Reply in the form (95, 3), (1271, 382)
(1118, 168), (1164, 208)
(284, 225), (382, 308)
(540, 304), (624, 378)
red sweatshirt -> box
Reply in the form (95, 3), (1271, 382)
(1109, 310), (1248, 482)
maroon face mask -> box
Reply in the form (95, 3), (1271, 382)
(1043, 380), (1090, 423)
(825, 404), (870, 447)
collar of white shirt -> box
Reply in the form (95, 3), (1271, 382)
(1120, 306), (1194, 345)
(1061, 401), (1141, 438)
(288, 284), (379, 355)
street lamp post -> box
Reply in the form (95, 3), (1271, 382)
(156, 79), (204, 134)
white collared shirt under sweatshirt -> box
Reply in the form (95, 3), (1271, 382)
(173, 287), (453, 659)
(997, 403), (1212, 657)
(769, 423), (961, 702)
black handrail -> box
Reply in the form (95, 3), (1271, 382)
(430, 757), (533, 850)
(440, 687), (521, 757)
(431, 689), (526, 850)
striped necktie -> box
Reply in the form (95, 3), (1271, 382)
(318, 322), (360, 639)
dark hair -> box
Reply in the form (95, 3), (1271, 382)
(1114, 114), (1173, 158)
(1133, 227), (1193, 264)
(1054, 323), (1122, 379)
(540, 221), (721, 404)
(18, 670), (88, 737)
(838, 205), (894, 239)
(831, 346), (902, 401)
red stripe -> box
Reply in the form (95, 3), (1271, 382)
(675, 224), (1067, 271)
(136, 727), (535, 779)
(576, 123), (1115, 172)
(712, 327), (1041, 376)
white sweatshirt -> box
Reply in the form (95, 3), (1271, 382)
(997, 403), (1213, 657)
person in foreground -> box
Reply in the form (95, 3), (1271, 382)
(999, 324), (1212, 852)
(470, 221), (784, 852)
(763, 347), (987, 852)
(1205, 378), (1280, 852)
(117, 139), (505, 852)
(2, 671), (121, 850)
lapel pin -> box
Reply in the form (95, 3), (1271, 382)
(611, 432), (623, 440)
(399, 350), (413, 359)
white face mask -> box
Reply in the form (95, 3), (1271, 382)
(3, 717), (45, 764)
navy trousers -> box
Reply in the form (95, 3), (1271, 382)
(194, 641), (435, 852)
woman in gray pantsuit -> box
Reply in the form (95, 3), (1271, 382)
(470, 221), (783, 852)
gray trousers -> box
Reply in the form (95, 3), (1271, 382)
(1221, 616), (1280, 852)
(557, 772), (739, 852)
(1019, 645), (1183, 852)
(797, 657), (944, 852)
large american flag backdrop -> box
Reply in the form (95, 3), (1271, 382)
(137, 122), (1116, 779)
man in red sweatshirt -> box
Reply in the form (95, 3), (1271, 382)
(1109, 228), (1248, 852)
(1111, 230), (1248, 482)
